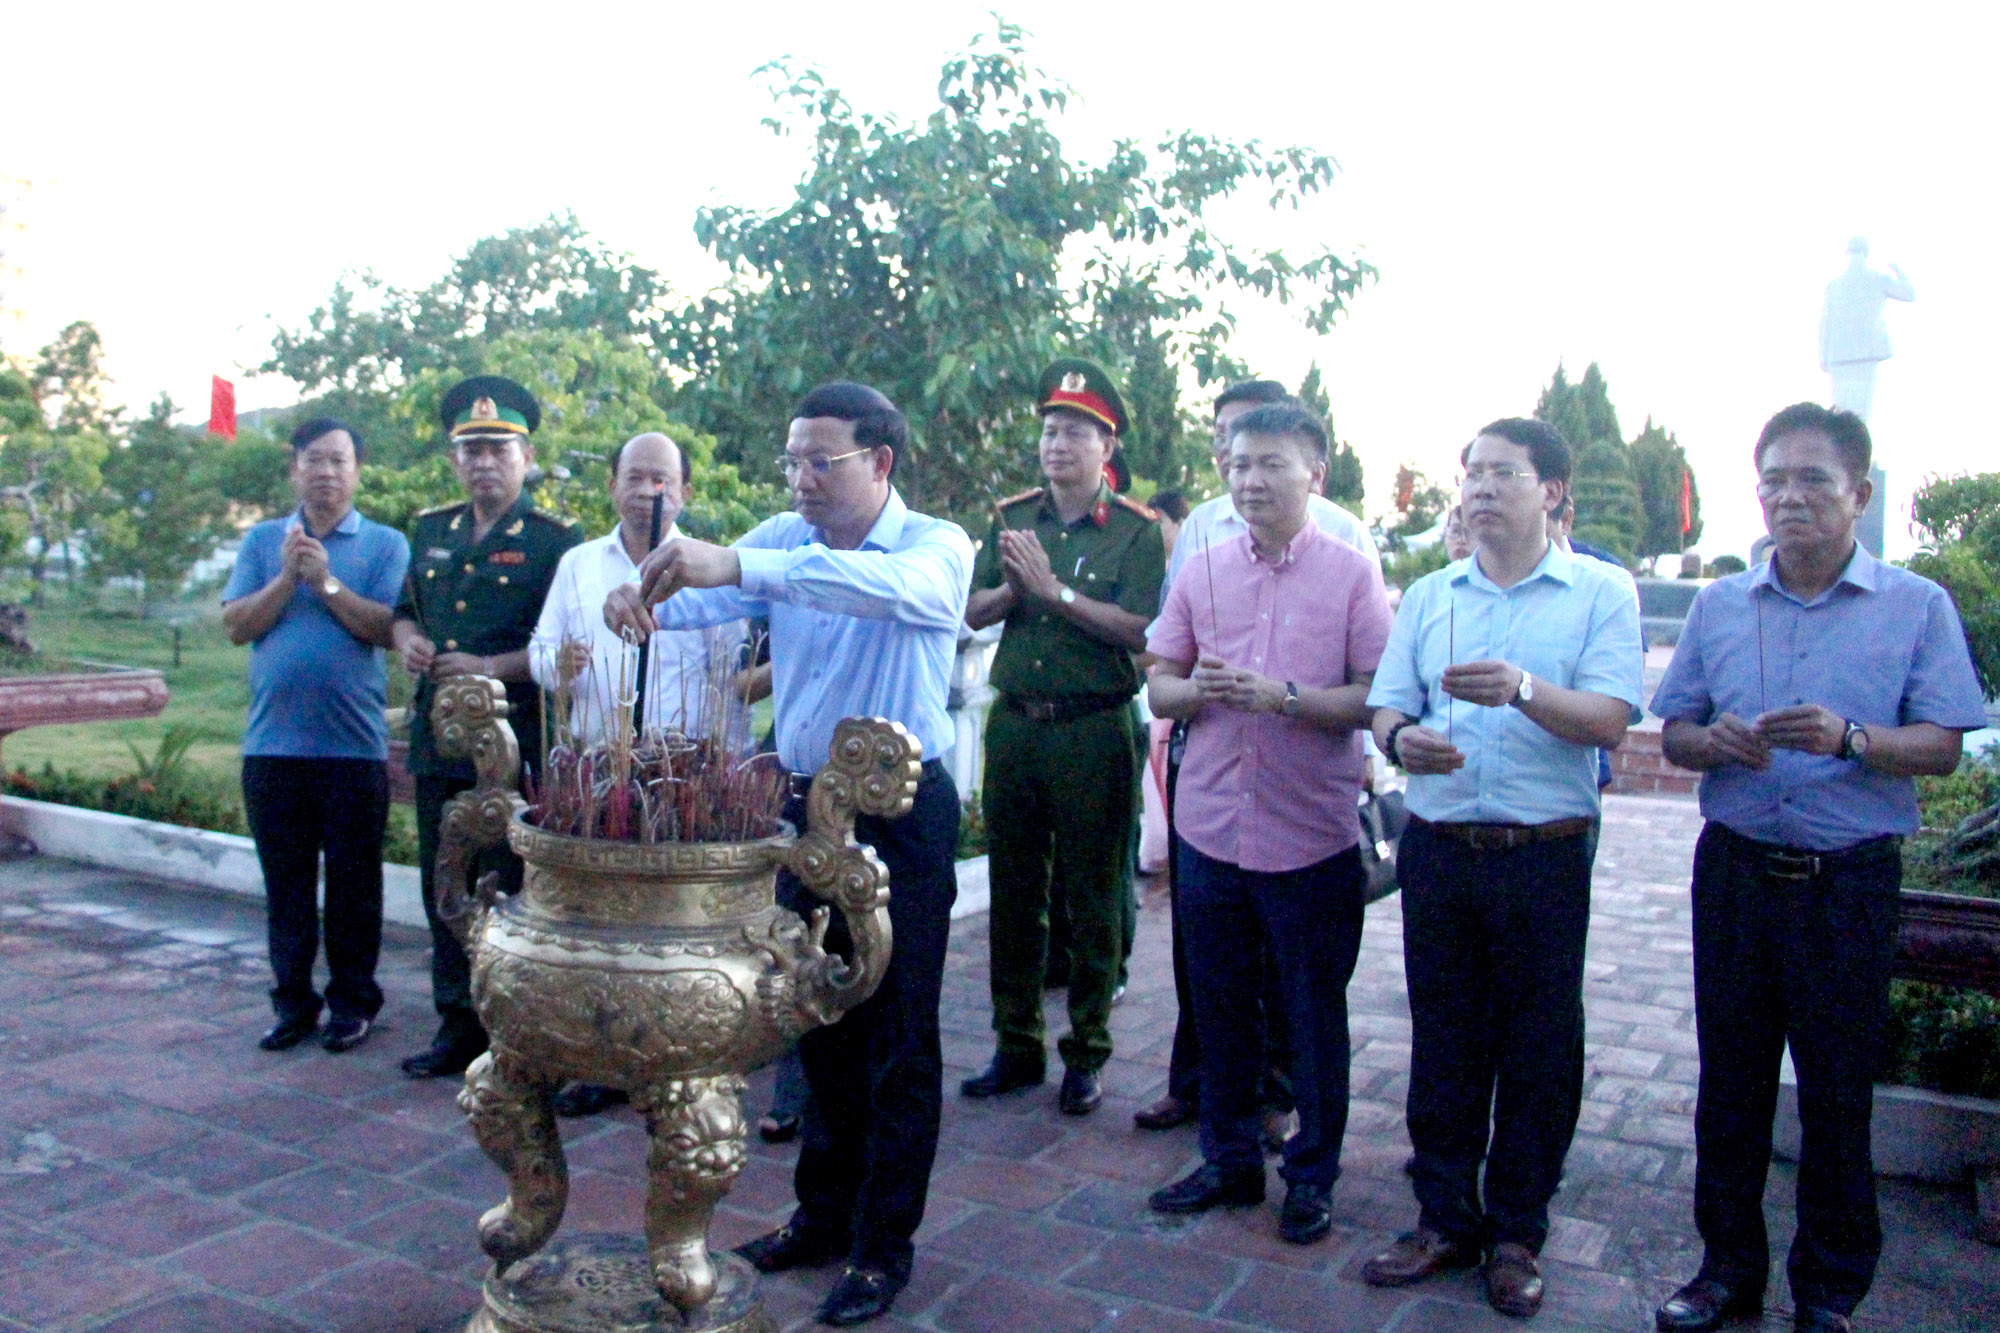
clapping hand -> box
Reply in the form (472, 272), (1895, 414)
(1753, 704), (1844, 757)
(1440, 659), (1525, 708)
(1190, 653), (1286, 713)
(998, 529), (1061, 602)
(281, 526), (329, 587)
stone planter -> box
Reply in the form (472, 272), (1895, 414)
(0, 669), (168, 761)
(1896, 888), (2000, 995)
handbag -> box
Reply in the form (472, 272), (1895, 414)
(1358, 785), (1408, 903)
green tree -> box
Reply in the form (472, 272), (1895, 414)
(1628, 418), (1703, 559)
(1535, 361), (1621, 456)
(1297, 362), (1364, 513)
(85, 397), (233, 612)
(1906, 471), (2000, 697)
(0, 325), (115, 598)
(264, 214), (676, 466)
(358, 329), (788, 544)
(1570, 439), (1642, 562)
(662, 21), (1372, 521)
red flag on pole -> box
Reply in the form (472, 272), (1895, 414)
(209, 375), (237, 440)
(1679, 467), (1692, 534)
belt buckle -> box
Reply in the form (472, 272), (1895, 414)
(1766, 850), (1819, 882)
(1024, 700), (1057, 722)
(1467, 826), (1515, 852)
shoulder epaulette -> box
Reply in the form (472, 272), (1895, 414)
(415, 500), (464, 519)
(1112, 494), (1158, 522)
(995, 487), (1044, 511)
(522, 508), (575, 528)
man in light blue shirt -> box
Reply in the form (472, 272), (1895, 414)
(1649, 404), (1985, 1333)
(221, 418), (409, 1057)
(606, 382), (971, 1329)
(1362, 417), (1642, 1319)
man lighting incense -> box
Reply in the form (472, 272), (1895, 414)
(605, 382), (971, 1328)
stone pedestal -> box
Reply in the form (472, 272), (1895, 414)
(468, 1236), (774, 1333)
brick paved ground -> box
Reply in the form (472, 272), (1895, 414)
(1, 793), (1995, 1332)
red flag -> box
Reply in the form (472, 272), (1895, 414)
(1679, 468), (1692, 534)
(209, 375), (236, 440)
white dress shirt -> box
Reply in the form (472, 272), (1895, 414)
(530, 525), (746, 742)
(1163, 491), (1380, 603)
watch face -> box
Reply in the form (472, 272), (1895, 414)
(1518, 672), (1534, 702)
(1849, 724), (1869, 756)
(323, 577), (340, 596)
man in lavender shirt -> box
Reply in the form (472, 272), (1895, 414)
(1650, 404), (1985, 1333)
(1144, 402), (1393, 1245)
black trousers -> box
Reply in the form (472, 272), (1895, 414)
(1162, 733), (1293, 1113)
(780, 761), (959, 1282)
(1400, 817), (1592, 1251)
(1689, 823), (1900, 1316)
(413, 771), (523, 1033)
(240, 756), (389, 1025)
(1180, 842), (1365, 1188)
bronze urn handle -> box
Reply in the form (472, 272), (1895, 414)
(781, 718), (920, 1025)
(431, 675), (526, 941)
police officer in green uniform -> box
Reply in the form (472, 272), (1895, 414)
(960, 359), (1165, 1116)
(390, 375), (580, 1079)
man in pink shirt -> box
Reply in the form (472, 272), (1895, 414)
(1144, 401), (1393, 1244)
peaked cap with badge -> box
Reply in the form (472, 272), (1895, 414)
(440, 375), (542, 444)
(1037, 358), (1133, 494)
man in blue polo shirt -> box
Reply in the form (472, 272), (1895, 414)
(222, 418), (410, 1055)
(1650, 404), (1986, 1333)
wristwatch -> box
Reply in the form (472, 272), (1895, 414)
(1838, 719), (1871, 762)
(1058, 585), (1076, 605)
(1281, 681), (1301, 717)
(1513, 670), (1535, 706)
(322, 576), (341, 598)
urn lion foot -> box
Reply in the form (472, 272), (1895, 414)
(466, 1233), (775, 1333)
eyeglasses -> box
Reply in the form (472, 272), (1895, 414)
(775, 447), (872, 478)
(1461, 465), (1538, 485)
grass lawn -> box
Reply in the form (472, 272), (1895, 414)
(2, 595), (254, 782)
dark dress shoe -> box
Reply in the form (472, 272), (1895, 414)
(1361, 1228), (1484, 1287)
(1133, 1094), (1195, 1131)
(1485, 1243), (1545, 1318)
(758, 1112), (802, 1143)
(1278, 1181), (1333, 1244)
(736, 1222), (844, 1273)
(1148, 1163), (1266, 1214)
(553, 1082), (629, 1117)
(959, 1053), (1044, 1098)
(1656, 1277), (1763, 1332)
(815, 1265), (905, 1326)
(258, 1016), (319, 1051)
(400, 1033), (486, 1079)
(321, 1015), (371, 1053)
(1058, 1067), (1102, 1115)
(1793, 1307), (1853, 1333)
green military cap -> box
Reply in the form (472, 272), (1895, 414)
(440, 375), (541, 443)
(1036, 357), (1133, 493)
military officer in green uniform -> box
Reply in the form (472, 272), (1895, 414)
(961, 359), (1165, 1116)
(390, 375), (580, 1079)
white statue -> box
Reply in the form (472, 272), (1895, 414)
(1819, 236), (1914, 422)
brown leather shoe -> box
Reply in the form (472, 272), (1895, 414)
(1361, 1229), (1483, 1287)
(1485, 1242), (1545, 1317)
(1133, 1094), (1195, 1131)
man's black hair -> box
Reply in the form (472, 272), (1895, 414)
(1212, 379), (1292, 419)
(1229, 402), (1329, 463)
(1150, 490), (1191, 523)
(608, 434), (693, 487)
(1753, 402), (1871, 481)
(290, 416), (365, 463)
(1462, 417), (1573, 487)
(793, 381), (908, 475)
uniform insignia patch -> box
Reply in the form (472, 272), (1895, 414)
(489, 550), (527, 565)
(1061, 371), (1087, 392)
(505, 518), (525, 535)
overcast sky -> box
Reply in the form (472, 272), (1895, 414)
(5, 1), (1995, 559)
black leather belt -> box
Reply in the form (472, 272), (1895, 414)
(1418, 815), (1595, 851)
(1001, 692), (1130, 724)
(1720, 825), (1900, 882)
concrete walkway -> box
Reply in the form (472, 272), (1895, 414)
(0, 794), (1994, 1331)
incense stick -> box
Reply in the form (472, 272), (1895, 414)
(1202, 528), (1219, 657)
(1446, 593), (1455, 749)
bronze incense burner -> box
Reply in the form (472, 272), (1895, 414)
(428, 676), (913, 1333)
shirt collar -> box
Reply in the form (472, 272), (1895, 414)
(1751, 540), (1874, 603)
(596, 522), (681, 572)
(290, 505), (361, 536)
(817, 486), (908, 552)
(1248, 519), (1323, 566)
(1454, 538), (1573, 592)
(1038, 481), (1114, 529)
